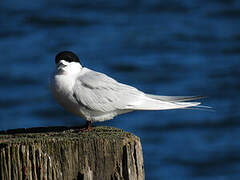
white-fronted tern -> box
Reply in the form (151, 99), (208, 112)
(50, 51), (205, 131)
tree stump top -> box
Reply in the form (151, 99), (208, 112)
(0, 126), (138, 144)
(0, 126), (144, 180)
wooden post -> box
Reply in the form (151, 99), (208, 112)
(0, 126), (144, 180)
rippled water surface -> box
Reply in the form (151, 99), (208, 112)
(1, 0), (240, 179)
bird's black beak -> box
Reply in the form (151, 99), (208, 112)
(57, 61), (67, 70)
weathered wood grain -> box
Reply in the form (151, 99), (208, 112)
(0, 126), (144, 180)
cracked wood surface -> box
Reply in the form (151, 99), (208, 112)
(0, 126), (144, 180)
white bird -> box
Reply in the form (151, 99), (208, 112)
(50, 51), (205, 131)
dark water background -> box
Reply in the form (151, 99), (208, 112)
(1, 0), (240, 179)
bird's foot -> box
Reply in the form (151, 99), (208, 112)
(79, 126), (92, 132)
(63, 122), (92, 133)
(71, 121), (92, 133)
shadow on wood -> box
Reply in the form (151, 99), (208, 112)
(0, 126), (144, 180)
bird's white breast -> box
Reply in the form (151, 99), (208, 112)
(50, 72), (81, 115)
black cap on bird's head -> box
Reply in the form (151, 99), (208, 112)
(55, 51), (81, 65)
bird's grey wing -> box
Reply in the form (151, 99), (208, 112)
(73, 69), (144, 112)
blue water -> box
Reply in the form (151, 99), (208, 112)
(1, 0), (240, 179)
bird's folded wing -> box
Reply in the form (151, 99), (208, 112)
(72, 69), (144, 112)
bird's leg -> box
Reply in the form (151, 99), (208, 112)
(79, 121), (92, 132)
(64, 121), (92, 133)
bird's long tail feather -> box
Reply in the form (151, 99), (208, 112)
(130, 95), (210, 111)
(146, 94), (205, 102)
